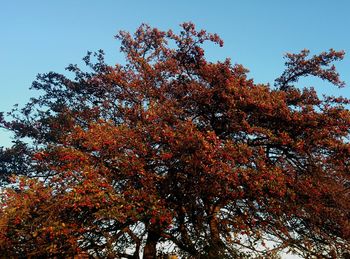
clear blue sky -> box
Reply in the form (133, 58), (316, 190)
(1, 0), (350, 147)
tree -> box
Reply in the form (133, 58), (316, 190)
(0, 23), (349, 258)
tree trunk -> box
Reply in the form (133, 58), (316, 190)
(208, 206), (225, 259)
(143, 229), (160, 259)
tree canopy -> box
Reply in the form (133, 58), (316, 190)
(0, 23), (349, 258)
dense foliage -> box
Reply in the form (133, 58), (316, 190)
(0, 23), (349, 258)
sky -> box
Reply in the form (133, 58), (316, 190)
(0, 1), (349, 257)
(1, 0), (350, 147)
